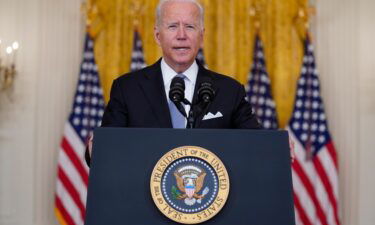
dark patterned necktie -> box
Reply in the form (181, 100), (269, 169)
(168, 74), (186, 128)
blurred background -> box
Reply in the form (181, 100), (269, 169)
(0, 0), (374, 224)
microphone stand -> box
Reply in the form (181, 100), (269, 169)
(183, 99), (212, 129)
(187, 108), (195, 129)
(182, 99), (195, 129)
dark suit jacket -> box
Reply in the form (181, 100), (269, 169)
(85, 59), (261, 166)
(101, 59), (261, 129)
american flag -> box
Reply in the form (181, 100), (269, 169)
(246, 35), (278, 129)
(289, 37), (340, 225)
(130, 31), (147, 72)
(196, 48), (208, 68)
(55, 34), (105, 225)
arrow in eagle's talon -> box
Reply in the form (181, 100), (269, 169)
(197, 187), (210, 204)
(202, 187), (209, 196)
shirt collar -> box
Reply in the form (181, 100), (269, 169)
(161, 58), (198, 87)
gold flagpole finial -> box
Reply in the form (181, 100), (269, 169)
(130, 0), (146, 30)
(297, 5), (316, 29)
(249, 2), (262, 31)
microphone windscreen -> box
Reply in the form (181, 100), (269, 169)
(169, 76), (185, 102)
(197, 78), (215, 103)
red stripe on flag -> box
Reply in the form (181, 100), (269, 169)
(294, 192), (312, 225)
(62, 137), (88, 186)
(293, 160), (328, 225)
(314, 156), (340, 225)
(326, 141), (338, 170)
(55, 195), (77, 225)
(58, 166), (86, 221)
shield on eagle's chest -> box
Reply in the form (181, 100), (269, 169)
(185, 185), (195, 198)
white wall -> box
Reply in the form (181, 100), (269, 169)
(316, 0), (375, 224)
(0, 0), (374, 224)
(357, 0), (375, 224)
(0, 0), (84, 224)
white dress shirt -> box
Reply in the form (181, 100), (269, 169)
(161, 58), (198, 125)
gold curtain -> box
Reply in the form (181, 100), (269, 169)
(87, 0), (309, 128)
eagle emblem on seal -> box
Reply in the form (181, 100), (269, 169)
(172, 165), (210, 206)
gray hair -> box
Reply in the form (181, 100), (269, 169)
(156, 0), (205, 29)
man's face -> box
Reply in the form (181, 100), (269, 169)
(154, 1), (204, 72)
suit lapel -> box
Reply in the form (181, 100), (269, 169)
(139, 59), (172, 128)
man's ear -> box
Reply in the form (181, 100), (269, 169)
(199, 28), (205, 48)
(154, 26), (161, 46)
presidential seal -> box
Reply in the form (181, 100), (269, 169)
(150, 146), (230, 224)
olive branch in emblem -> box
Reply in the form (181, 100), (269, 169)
(171, 185), (183, 199)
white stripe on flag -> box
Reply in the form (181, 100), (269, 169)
(294, 206), (302, 225)
(56, 180), (84, 225)
(314, 168), (332, 219)
(292, 169), (316, 224)
(58, 148), (88, 206)
(317, 147), (339, 199)
(326, 202), (336, 225)
(65, 123), (88, 173)
(316, 151), (339, 225)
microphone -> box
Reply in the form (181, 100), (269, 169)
(169, 76), (185, 103)
(189, 79), (215, 127)
(169, 76), (187, 118)
(197, 79), (215, 104)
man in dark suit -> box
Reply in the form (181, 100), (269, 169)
(86, 0), (261, 164)
(101, 58), (261, 129)
(101, 0), (261, 129)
